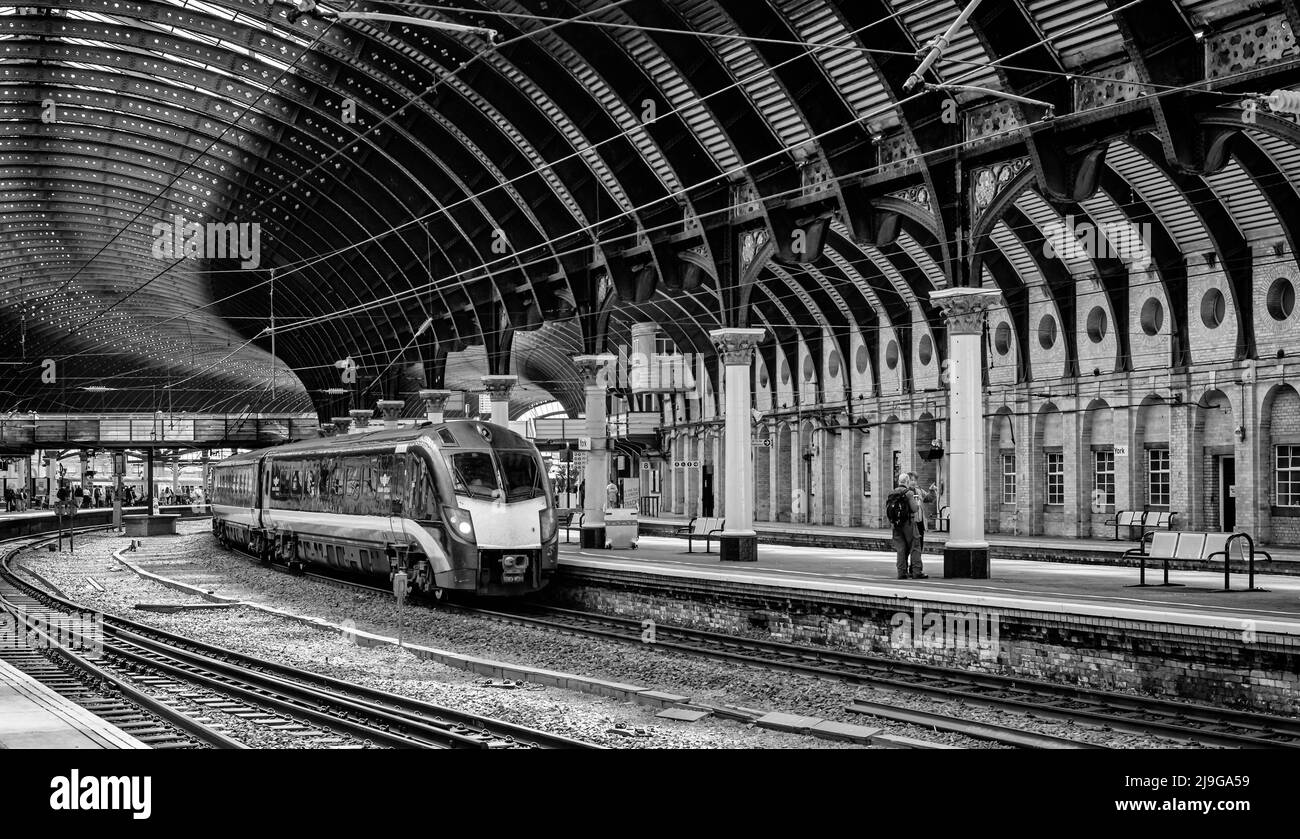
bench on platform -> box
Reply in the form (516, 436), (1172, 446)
(1105, 509), (1177, 541)
(674, 516), (725, 553)
(558, 510), (583, 543)
(1124, 530), (1272, 589)
(931, 506), (950, 533)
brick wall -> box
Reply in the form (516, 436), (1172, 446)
(549, 571), (1300, 715)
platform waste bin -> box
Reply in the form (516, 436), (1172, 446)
(603, 507), (639, 549)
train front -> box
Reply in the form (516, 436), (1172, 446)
(433, 422), (558, 596)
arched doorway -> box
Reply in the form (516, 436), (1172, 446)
(1261, 384), (1300, 545)
(1081, 399), (1114, 536)
(877, 415), (902, 527)
(774, 422), (793, 522)
(1033, 404), (1063, 535)
(1134, 396), (1170, 519)
(1194, 389), (1235, 532)
(797, 419), (815, 523)
(754, 424), (772, 522)
(987, 409), (1015, 534)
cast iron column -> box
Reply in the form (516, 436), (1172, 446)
(481, 375), (517, 426)
(709, 328), (766, 562)
(929, 287), (999, 578)
(575, 354), (615, 549)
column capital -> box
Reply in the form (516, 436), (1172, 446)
(330, 416), (352, 433)
(574, 354), (617, 388)
(376, 399), (404, 426)
(348, 408), (372, 428)
(709, 327), (766, 365)
(417, 388), (452, 406)
(480, 375), (518, 400)
(928, 287), (1000, 334)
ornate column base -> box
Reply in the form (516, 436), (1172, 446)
(943, 546), (990, 579)
(718, 532), (758, 562)
(580, 525), (606, 549)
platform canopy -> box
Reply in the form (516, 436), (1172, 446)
(1, 1), (1298, 419)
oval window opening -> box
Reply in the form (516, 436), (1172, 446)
(1140, 297), (1163, 336)
(1086, 306), (1107, 343)
(1268, 278), (1295, 321)
(1038, 314), (1057, 350)
(1201, 288), (1226, 329)
(994, 321), (1012, 355)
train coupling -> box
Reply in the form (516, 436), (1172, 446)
(500, 554), (530, 585)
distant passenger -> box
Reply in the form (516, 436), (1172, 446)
(914, 478), (938, 556)
(886, 472), (926, 579)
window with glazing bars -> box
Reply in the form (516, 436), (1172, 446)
(1275, 445), (1300, 507)
(1094, 449), (1115, 507)
(1046, 452), (1064, 505)
(1147, 448), (1170, 507)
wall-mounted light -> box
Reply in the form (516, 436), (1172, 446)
(1204, 251), (1218, 267)
(1235, 426), (1247, 441)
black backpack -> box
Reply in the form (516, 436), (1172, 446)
(886, 488), (910, 526)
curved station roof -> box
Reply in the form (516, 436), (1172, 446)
(1, 0), (1298, 420)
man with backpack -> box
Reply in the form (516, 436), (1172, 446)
(886, 472), (927, 579)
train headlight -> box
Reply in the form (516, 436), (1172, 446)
(539, 507), (557, 542)
(442, 505), (476, 542)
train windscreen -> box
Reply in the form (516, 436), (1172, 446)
(496, 450), (546, 502)
(448, 449), (546, 502)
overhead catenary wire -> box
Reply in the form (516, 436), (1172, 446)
(41, 0), (1144, 348)
(5, 0), (1294, 408)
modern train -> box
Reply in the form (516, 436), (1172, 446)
(208, 421), (558, 598)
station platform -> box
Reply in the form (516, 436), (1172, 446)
(552, 534), (1300, 713)
(637, 515), (1300, 574)
(559, 535), (1300, 636)
(0, 658), (147, 749)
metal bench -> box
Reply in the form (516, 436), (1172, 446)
(1105, 509), (1177, 540)
(674, 516), (725, 553)
(1124, 530), (1271, 590)
(558, 510), (583, 543)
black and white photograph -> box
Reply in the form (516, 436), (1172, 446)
(0, 0), (1294, 824)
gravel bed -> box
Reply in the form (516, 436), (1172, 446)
(16, 529), (863, 749)
(18, 524), (1216, 748)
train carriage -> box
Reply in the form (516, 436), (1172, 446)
(209, 421), (558, 597)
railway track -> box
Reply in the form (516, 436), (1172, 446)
(2, 534), (601, 749)
(465, 601), (1300, 749)
(266, 559), (1300, 749)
